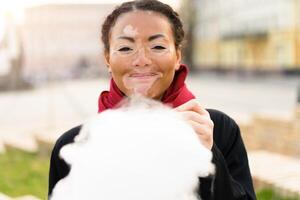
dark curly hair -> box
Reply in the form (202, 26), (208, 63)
(101, 0), (184, 54)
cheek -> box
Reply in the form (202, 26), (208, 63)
(157, 48), (179, 66)
(109, 56), (130, 74)
(158, 56), (179, 72)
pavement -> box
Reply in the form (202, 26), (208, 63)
(249, 150), (300, 196)
(0, 79), (108, 151)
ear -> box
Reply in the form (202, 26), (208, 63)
(175, 49), (182, 70)
(104, 51), (111, 72)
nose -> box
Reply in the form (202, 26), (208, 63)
(132, 47), (152, 67)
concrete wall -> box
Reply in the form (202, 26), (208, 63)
(240, 107), (300, 158)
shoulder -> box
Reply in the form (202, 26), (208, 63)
(48, 125), (82, 195)
(207, 109), (238, 128)
(207, 109), (237, 126)
(52, 125), (82, 154)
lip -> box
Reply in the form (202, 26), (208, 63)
(123, 72), (162, 95)
(129, 72), (160, 78)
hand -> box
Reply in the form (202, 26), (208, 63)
(174, 99), (214, 150)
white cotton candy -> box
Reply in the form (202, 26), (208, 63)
(50, 97), (214, 200)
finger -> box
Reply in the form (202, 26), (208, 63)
(197, 134), (213, 148)
(175, 99), (208, 115)
(186, 120), (214, 149)
(175, 99), (199, 112)
(181, 111), (214, 127)
(187, 120), (212, 137)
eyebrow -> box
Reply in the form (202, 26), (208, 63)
(148, 34), (166, 41)
(116, 34), (166, 42)
(117, 36), (135, 42)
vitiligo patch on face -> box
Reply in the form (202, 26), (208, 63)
(122, 71), (163, 97)
(147, 11), (153, 15)
(123, 25), (138, 37)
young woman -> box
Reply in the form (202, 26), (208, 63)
(48, 1), (256, 199)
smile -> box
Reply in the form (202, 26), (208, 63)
(129, 72), (159, 78)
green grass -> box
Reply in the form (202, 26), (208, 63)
(0, 148), (50, 199)
(0, 149), (300, 200)
(256, 188), (300, 200)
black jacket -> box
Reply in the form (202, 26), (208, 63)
(48, 109), (256, 200)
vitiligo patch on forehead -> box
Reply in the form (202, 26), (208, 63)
(147, 11), (153, 15)
(123, 25), (138, 37)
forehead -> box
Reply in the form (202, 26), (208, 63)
(110, 10), (174, 40)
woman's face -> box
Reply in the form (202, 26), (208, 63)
(105, 10), (181, 99)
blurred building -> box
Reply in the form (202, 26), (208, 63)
(21, 4), (115, 81)
(0, 13), (29, 90)
(195, 0), (300, 72)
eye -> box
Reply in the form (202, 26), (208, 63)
(152, 45), (166, 50)
(118, 47), (133, 52)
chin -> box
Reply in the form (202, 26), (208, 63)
(146, 91), (161, 100)
(50, 96), (214, 200)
